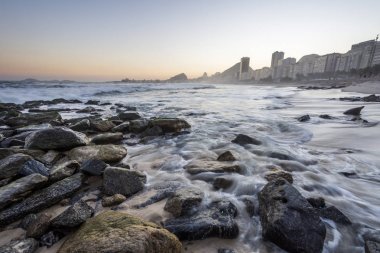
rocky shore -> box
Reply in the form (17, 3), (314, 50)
(0, 97), (379, 253)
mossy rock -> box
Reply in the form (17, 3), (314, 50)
(58, 211), (182, 253)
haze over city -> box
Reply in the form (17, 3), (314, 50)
(1, 0), (380, 81)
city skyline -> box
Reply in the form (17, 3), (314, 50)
(1, 0), (380, 81)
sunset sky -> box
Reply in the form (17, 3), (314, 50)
(1, 0), (379, 81)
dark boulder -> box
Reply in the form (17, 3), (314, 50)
(217, 151), (236, 161)
(51, 200), (94, 228)
(365, 240), (380, 253)
(68, 144), (127, 163)
(103, 167), (146, 197)
(363, 94), (380, 102)
(0, 173), (48, 209)
(319, 206), (352, 225)
(4, 111), (63, 127)
(319, 114), (334, 119)
(117, 111), (141, 121)
(77, 106), (97, 113)
(258, 179), (326, 253)
(80, 159), (107, 176)
(101, 194), (126, 207)
(232, 134), (261, 146)
(213, 177), (233, 190)
(111, 122), (130, 133)
(90, 120), (116, 132)
(264, 168), (293, 184)
(0, 153), (32, 179)
(69, 119), (90, 132)
(19, 159), (49, 177)
(129, 119), (149, 133)
(85, 100), (100, 105)
(21, 213), (51, 238)
(307, 197), (326, 209)
(164, 200), (239, 240)
(24, 127), (88, 150)
(344, 106), (364, 116)
(164, 188), (204, 217)
(49, 160), (80, 182)
(150, 118), (191, 133)
(141, 125), (164, 137)
(297, 114), (311, 122)
(0, 173), (84, 226)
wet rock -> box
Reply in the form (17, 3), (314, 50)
(141, 125), (164, 137)
(0, 148), (44, 161)
(40, 230), (66, 248)
(268, 152), (294, 161)
(164, 188), (204, 217)
(69, 119), (90, 132)
(264, 168), (293, 184)
(111, 122), (129, 133)
(319, 114), (334, 119)
(232, 134), (261, 146)
(39, 150), (64, 166)
(51, 200), (94, 228)
(185, 161), (242, 175)
(4, 111), (63, 127)
(307, 197), (326, 209)
(90, 120), (116, 132)
(164, 200), (239, 240)
(344, 106), (364, 116)
(0, 238), (38, 253)
(0, 173), (84, 226)
(90, 132), (123, 144)
(365, 240), (380, 253)
(80, 159), (107, 176)
(0, 173), (48, 208)
(363, 94), (380, 102)
(1, 131), (32, 148)
(117, 111), (141, 121)
(258, 179), (326, 253)
(129, 118), (149, 133)
(217, 151), (236, 161)
(77, 106), (96, 113)
(150, 118), (191, 133)
(19, 159), (49, 177)
(58, 211), (182, 253)
(0, 153), (33, 179)
(25, 127), (88, 150)
(103, 167), (146, 196)
(49, 160), (80, 182)
(218, 249), (236, 253)
(85, 100), (100, 105)
(68, 144), (127, 163)
(240, 196), (255, 216)
(213, 177), (233, 190)
(319, 206), (352, 225)
(297, 114), (311, 122)
(101, 194), (126, 207)
(22, 213), (51, 238)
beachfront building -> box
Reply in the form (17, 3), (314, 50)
(253, 67), (272, 81)
(371, 41), (380, 66)
(276, 57), (296, 79)
(292, 54), (319, 78)
(239, 57), (250, 80)
(271, 51), (284, 68)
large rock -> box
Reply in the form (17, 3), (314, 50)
(58, 211), (182, 253)
(90, 132), (123, 144)
(90, 120), (116, 132)
(101, 194), (126, 207)
(0, 173), (84, 226)
(0, 238), (39, 253)
(0, 153), (32, 179)
(70, 119), (90, 132)
(117, 111), (141, 121)
(80, 159), (107, 176)
(21, 213), (51, 238)
(0, 148), (44, 160)
(129, 119), (149, 133)
(164, 188), (204, 217)
(217, 151), (236, 161)
(264, 168), (293, 184)
(19, 159), (49, 177)
(150, 118), (191, 133)
(344, 106), (364, 116)
(258, 179), (326, 253)
(0, 173), (48, 209)
(365, 240), (380, 253)
(103, 167), (146, 197)
(185, 161), (242, 175)
(68, 144), (127, 163)
(25, 127), (88, 150)
(232, 134), (261, 146)
(164, 200), (239, 240)
(4, 111), (62, 127)
(51, 200), (94, 228)
(49, 160), (80, 181)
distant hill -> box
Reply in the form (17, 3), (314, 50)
(209, 62), (254, 83)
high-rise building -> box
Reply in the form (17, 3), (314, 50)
(271, 51), (284, 68)
(371, 41), (380, 66)
(239, 57), (250, 80)
(324, 53), (341, 73)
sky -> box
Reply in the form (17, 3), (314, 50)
(0, 0), (379, 81)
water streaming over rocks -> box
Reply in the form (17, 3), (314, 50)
(0, 81), (380, 253)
